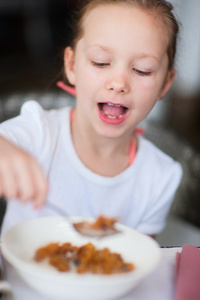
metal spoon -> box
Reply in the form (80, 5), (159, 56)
(45, 203), (120, 238)
(72, 216), (121, 238)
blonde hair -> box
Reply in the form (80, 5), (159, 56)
(70, 0), (180, 70)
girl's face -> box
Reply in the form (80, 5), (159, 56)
(65, 4), (175, 139)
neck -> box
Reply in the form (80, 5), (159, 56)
(70, 110), (135, 176)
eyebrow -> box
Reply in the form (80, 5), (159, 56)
(87, 44), (114, 53)
(87, 44), (160, 63)
(135, 53), (160, 63)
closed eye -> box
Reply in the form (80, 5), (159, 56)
(133, 68), (152, 76)
(91, 61), (110, 68)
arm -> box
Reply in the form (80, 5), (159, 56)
(0, 135), (48, 207)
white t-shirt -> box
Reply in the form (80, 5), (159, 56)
(0, 101), (182, 235)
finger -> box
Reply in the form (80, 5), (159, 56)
(0, 180), (3, 198)
(12, 156), (37, 204)
(0, 160), (18, 200)
(29, 159), (48, 208)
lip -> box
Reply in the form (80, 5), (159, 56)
(97, 103), (129, 125)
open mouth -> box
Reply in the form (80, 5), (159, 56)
(98, 102), (128, 120)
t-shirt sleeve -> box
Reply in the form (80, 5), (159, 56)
(136, 159), (183, 235)
(0, 100), (51, 158)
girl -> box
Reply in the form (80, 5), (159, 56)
(0, 0), (182, 237)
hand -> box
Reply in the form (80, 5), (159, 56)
(0, 136), (48, 207)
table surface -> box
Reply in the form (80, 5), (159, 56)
(0, 247), (181, 300)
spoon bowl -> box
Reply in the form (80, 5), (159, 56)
(72, 216), (121, 238)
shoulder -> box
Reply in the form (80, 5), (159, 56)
(19, 100), (71, 133)
(22, 99), (72, 141)
(21, 100), (71, 121)
(0, 100), (72, 155)
(137, 136), (182, 180)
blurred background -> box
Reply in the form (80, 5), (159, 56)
(0, 0), (72, 93)
(0, 0), (200, 244)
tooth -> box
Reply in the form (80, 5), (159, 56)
(108, 103), (114, 106)
(107, 115), (117, 119)
(115, 105), (121, 107)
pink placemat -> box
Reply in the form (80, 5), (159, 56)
(174, 244), (200, 300)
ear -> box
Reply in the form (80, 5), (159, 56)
(64, 47), (76, 86)
(157, 69), (176, 101)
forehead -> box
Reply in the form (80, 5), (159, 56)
(80, 3), (169, 57)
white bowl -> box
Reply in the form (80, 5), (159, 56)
(1, 216), (161, 300)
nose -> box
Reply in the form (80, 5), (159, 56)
(105, 72), (129, 94)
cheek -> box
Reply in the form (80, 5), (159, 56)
(137, 78), (163, 102)
(133, 81), (159, 117)
(140, 77), (157, 91)
(74, 63), (89, 90)
(75, 74), (97, 103)
(135, 96), (157, 124)
(76, 67), (102, 96)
